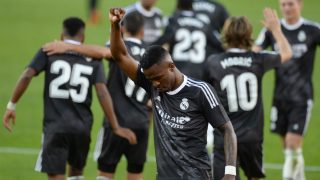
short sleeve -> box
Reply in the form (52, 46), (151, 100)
(135, 66), (152, 94)
(94, 61), (106, 83)
(259, 51), (282, 72)
(200, 82), (230, 128)
(255, 28), (272, 49)
(28, 48), (48, 75)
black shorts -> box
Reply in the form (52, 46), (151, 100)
(213, 142), (265, 179)
(35, 133), (90, 174)
(94, 127), (149, 173)
(270, 99), (313, 136)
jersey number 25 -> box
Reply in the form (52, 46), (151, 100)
(49, 60), (93, 103)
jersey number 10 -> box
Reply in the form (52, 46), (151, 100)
(49, 60), (93, 103)
(221, 72), (258, 112)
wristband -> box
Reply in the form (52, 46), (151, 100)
(225, 165), (236, 176)
(7, 101), (16, 110)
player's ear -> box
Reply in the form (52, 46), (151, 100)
(169, 62), (175, 72)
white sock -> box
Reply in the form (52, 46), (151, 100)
(283, 149), (294, 179)
(96, 176), (113, 180)
(293, 148), (305, 180)
(67, 176), (84, 180)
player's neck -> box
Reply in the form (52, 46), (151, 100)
(285, 16), (301, 25)
(172, 72), (184, 91)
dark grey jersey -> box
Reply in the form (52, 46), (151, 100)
(28, 47), (106, 135)
(125, 2), (165, 45)
(203, 49), (281, 144)
(136, 70), (229, 179)
(104, 38), (149, 129)
(193, 0), (229, 54)
(256, 18), (320, 103)
(153, 10), (223, 80)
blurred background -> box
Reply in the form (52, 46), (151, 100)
(0, 0), (319, 179)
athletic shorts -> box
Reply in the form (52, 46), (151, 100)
(213, 142), (265, 179)
(94, 127), (149, 173)
(270, 99), (313, 136)
(35, 133), (91, 174)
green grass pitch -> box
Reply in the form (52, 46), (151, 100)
(0, 0), (319, 179)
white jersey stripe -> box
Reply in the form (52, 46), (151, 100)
(187, 80), (217, 108)
(188, 79), (219, 105)
(303, 99), (313, 135)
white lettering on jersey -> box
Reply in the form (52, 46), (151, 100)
(220, 57), (252, 69)
(274, 43), (308, 58)
(177, 17), (204, 28)
(156, 105), (191, 129)
(193, 2), (216, 13)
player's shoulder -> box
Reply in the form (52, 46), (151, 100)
(302, 18), (320, 30)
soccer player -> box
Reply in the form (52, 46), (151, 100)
(254, 0), (320, 179)
(42, 12), (150, 180)
(125, 0), (165, 46)
(2, 17), (136, 180)
(88, 0), (100, 24)
(203, 8), (292, 180)
(152, 0), (223, 80)
(193, 0), (229, 54)
(109, 8), (237, 180)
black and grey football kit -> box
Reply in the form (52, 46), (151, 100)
(256, 18), (320, 136)
(136, 70), (230, 180)
(30, 40), (106, 174)
(203, 48), (281, 179)
(125, 2), (165, 45)
(193, 0), (229, 54)
(153, 10), (223, 80)
(93, 38), (150, 173)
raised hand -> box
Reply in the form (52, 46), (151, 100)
(3, 110), (16, 132)
(262, 8), (281, 33)
(42, 41), (71, 56)
(109, 8), (125, 24)
(114, 127), (137, 145)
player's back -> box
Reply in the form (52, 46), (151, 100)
(167, 11), (210, 79)
(204, 49), (281, 144)
(33, 50), (105, 135)
(106, 38), (149, 129)
(125, 2), (164, 45)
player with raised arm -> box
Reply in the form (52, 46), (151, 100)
(109, 8), (237, 180)
(254, 0), (320, 179)
(203, 8), (292, 180)
(2, 17), (136, 180)
(152, 0), (223, 80)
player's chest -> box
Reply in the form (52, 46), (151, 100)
(152, 93), (203, 130)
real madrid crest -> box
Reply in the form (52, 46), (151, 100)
(298, 30), (306, 42)
(180, 98), (189, 110)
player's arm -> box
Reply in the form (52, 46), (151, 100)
(3, 68), (37, 132)
(217, 121), (237, 180)
(262, 8), (292, 62)
(42, 42), (112, 60)
(109, 8), (139, 81)
(95, 83), (137, 145)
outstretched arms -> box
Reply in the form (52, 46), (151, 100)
(109, 8), (139, 81)
(3, 68), (37, 132)
(254, 8), (292, 63)
(43, 41), (112, 60)
(95, 83), (137, 144)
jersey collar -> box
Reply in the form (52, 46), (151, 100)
(64, 39), (81, 45)
(135, 2), (157, 17)
(281, 17), (304, 30)
(227, 48), (247, 53)
(166, 75), (188, 95)
(124, 37), (142, 45)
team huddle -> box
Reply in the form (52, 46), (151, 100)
(3, 0), (320, 180)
